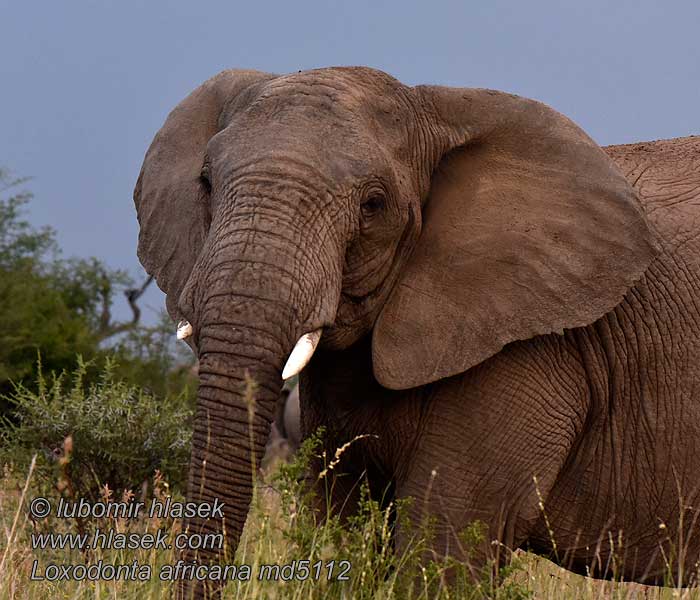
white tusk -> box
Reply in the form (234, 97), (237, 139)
(176, 320), (193, 340)
(282, 329), (322, 380)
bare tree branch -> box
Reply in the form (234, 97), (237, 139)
(125, 275), (154, 325)
(97, 275), (154, 342)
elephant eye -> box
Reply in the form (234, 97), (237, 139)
(361, 195), (385, 220)
(199, 163), (212, 194)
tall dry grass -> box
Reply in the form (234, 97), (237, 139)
(1, 377), (699, 599)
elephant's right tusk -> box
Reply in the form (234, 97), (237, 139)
(176, 320), (193, 340)
(282, 329), (322, 380)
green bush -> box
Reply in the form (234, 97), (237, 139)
(0, 265), (100, 389)
(1, 358), (193, 499)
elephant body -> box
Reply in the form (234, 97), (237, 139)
(133, 66), (699, 596)
(302, 135), (700, 584)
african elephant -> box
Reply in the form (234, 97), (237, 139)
(134, 66), (700, 597)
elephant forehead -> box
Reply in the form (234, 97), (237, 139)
(209, 132), (375, 188)
(208, 112), (385, 188)
(231, 68), (413, 133)
(208, 68), (419, 192)
(263, 67), (405, 104)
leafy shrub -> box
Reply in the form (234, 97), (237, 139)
(0, 265), (100, 389)
(1, 358), (193, 499)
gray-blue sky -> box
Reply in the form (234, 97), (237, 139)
(1, 0), (698, 324)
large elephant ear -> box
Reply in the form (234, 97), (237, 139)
(134, 69), (275, 319)
(372, 85), (660, 390)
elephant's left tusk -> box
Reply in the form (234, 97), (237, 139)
(176, 320), (193, 340)
(282, 329), (322, 380)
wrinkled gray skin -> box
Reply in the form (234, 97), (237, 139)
(134, 67), (700, 597)
(188, 364), (301, 457)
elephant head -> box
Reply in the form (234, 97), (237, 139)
(134, 67), (657, 595)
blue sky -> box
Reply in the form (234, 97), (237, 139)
(1, 0), (698, 324)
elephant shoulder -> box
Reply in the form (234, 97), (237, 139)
(605, 136), (700, 254)
(605, 134), (699, 176)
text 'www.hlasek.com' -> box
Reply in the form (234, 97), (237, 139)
(27, 497), (351, 582)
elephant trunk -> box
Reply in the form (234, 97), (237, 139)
(178, 196), (341, 598)
(179, 300), (292, 598)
